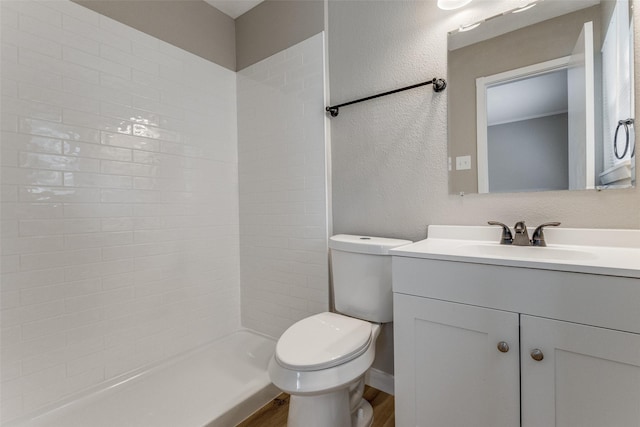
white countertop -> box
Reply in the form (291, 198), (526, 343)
(390, 225), (640, 278)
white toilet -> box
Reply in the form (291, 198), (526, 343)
(268, 234), (411, 427)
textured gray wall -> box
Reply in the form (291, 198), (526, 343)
(329, 0), (639, 243)
(488, 114), (569, 193)
(73, 0), (236, 70)
(328, 0), (639, 375)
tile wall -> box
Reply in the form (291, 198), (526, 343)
(0, 1), (240, 421)
(237, 33), (329, 338)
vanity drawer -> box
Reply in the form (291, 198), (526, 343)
(392, 256), (640, 334)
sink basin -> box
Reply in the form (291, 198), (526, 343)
(455, 243), (598, 261)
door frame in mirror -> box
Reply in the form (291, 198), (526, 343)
(476, 56), (572, 193)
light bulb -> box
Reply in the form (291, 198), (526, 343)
(437, 0), (473, 11)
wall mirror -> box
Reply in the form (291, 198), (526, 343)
(447, 0), (636, 194)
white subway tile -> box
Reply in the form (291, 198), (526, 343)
(3, 97), (63, 123)
(2, 42), (19, 64)
(2, 111), (19, 132)
(19, 48), (100, 85)
(101, 132), (160, 152)
(100, 160), (158, 177)
(1, 235), (64, 256)
(1, 0), (242, 416)
(1, 299), (65, 328)
(18, 219), (64, 236)
(19, 278), (102, 305)
(132, 95), (184, 120)
(3, 26), (62, 59)
(100, 217), (133, 232)
(63, 46), (130, 81)
(62, 15), (130, 53)
(1, 5), (18, 28)
(1, 290), (21, 310)
(3, 1), (62, 27)
(2, 61), (63, 91)
(21, 335), (103, 376)
(64, 259), (135, 283)
(1, 132), (63, 154)
(62, 78), (132, 108)
(100, 74), (159, 102)
(19, 118), (101, 143)
(19, 152), (98, 173)
(18, 185), (101, 203)
(100, 44), (158, 75)
(100, 102), (160, 127)
(1, 267), (66, 291)
(18, 13), (99, 56)
(1, 167), (62, 186)
(64, 140), (132, 162)
(100, 189), (161, 204)
(63, 231), (133, 250)
(63, 171), (132, 189)
(44, 1), (100, 27)
(63, 203), (132, 218)
(19, 84), (99, 116)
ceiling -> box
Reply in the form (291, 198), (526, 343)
(204, 0), (264, 19)
(487, 69), (568, 126)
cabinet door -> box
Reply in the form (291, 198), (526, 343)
(394, 294), (520, 427)
(521, 315), (640, 427)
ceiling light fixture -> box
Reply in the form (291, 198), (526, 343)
(512, 2), (538, 13)
(437, 0), (473, 11)
(458, 21), (482, 32)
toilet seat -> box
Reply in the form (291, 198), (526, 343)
(275, 312), (373, 371)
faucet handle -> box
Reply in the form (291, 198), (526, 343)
(488, 221), (513, 245)
(531, 222), (561, 247)
(514, 221), (527, 234)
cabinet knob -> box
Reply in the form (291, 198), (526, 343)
(530, 349), (544, 361)
(497, 341), (510, 353)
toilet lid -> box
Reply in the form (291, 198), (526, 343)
(275, 312), (373, 371)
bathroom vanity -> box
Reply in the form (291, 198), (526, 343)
(391, 225), (640, 427)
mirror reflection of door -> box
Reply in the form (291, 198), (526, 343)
(476, 21), (597, 194)
(477, 60), (570, 193)
(568, 21), (596, 190)
(485, 70), (569, 193)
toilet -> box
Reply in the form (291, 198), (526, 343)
(268, 234), (412, 427)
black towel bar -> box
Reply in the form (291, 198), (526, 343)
(325, 77), (446, 117)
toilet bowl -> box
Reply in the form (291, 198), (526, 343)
(268, 235), (412, 427)
(268, 312), (381, 427)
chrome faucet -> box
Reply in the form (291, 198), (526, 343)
(488, 221), (561, 246)
(513, 221), (530, 246)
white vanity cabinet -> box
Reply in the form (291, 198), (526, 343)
(394, 294), (520, 427)
(520, 315), (640, 427)
(392, 254), (640, 427)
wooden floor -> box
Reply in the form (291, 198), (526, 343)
(237, 386), (394, 427)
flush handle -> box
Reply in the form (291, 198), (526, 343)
(530, 349), (544, 361)
(497, 341), (510, 353)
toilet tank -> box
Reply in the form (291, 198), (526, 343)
(329, 235), (412, 323)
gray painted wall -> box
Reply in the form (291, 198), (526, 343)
(73, 0), (236, 70)
(235, 0), (324, 70)
(329, 0), (639, 376)
(488, 114), (569, 193)
(73, 0), (325, 72)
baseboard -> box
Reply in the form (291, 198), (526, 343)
(365, 368), (394, 396)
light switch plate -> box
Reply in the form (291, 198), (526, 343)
(456, 155), (471, 171)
